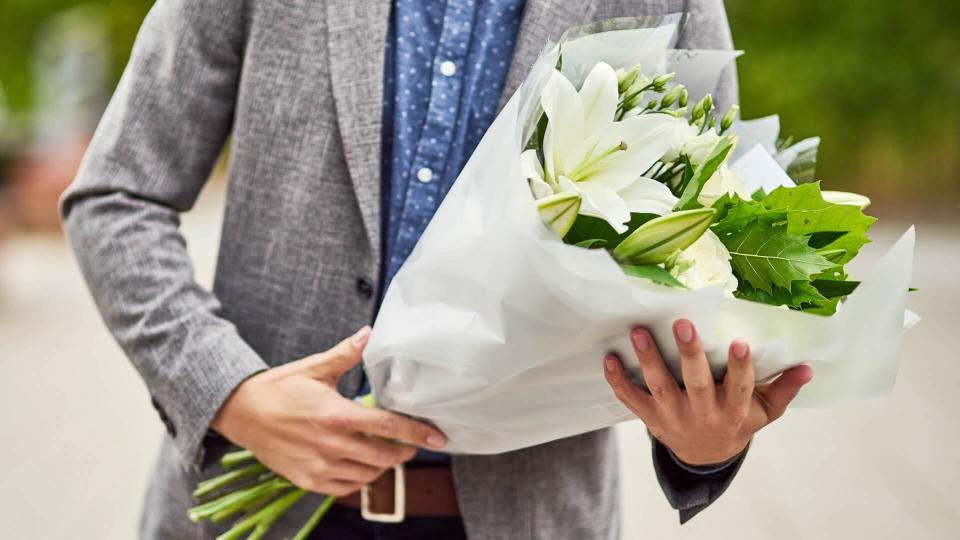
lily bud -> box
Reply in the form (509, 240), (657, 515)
(720, 104), (740, 133)
(660, 85), (684, 109)
(652, 72), (675, 90)
(699, 94), (714, 115)
(691, 101), (705, 121)
(617, 65), (641, 94)
(612, 208), (716, 265)
(536, 192), (581, 237)
(679, 88), (689, 108)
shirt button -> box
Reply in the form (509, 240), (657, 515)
(416, 167), (433, 183)
(356, 277), (375, 299)
(440, 60), (457, 77)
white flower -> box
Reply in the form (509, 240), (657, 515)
(527, 63), (685, 233)
(670, 230), (738, 294)
(821, 190), (871, 209)
(697, 164), (753, 207)
(662, 122), (721, 165)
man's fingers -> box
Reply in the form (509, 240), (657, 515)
(673, 319), (717, 409)
(325, 459), (386, 485)
(335, 432), (418, 468)
(722, 339), (754, 419)
(347, 404), (447, 450)
(629, 328), (681, 411)
(753, 364), (814, 426)
(302, 326), (371, 380)
(603, 353), (657, 423)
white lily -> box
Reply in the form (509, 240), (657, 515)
(527, 63), (682, 233)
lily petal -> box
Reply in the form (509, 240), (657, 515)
(574, 181), (631, 234)
(582, 114), (674, 189)
(541, 70), (585, 181)
(619, 177), (679, 215)
(579, 62), (619, 136)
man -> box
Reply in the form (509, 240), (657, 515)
(62, 0), (812, 538)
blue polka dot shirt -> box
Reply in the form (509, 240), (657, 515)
(380, 0), (526, 288)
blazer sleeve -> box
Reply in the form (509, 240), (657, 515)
(60, 0), (268, 471)
(676, 0), (740, 113)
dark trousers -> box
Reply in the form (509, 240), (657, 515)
(308, 504), (468, 540)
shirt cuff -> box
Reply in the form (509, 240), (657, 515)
(665, 444), (748, 475)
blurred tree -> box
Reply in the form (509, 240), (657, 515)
(726, 0), (960, 216)
(1, 0), (957, 215)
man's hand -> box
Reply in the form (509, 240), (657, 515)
(603, 319), (813, 466)
(212, 326), (447, 496)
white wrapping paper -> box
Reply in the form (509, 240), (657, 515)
(364, 22), (918, 455)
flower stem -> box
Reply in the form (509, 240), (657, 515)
(188, 477), (288, 522)
(216, 488), (307, 540)
(220, 449), (256, 469)
(193, 463), (270, 500)
(290, 496), (337, 540)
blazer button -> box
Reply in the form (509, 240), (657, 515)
(356, 277), (375, 299)
(150, 396), (177, 438)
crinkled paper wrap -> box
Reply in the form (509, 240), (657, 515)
(364, 20), (918, 455)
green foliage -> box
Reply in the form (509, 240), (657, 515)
(721, 224), (834, 293)
(0, 0), (154, 112)
(619, 263), (687, 289)
(712, 183), (875, 314)
(762, 183), (876, 264)
(674, 137), (735, 210)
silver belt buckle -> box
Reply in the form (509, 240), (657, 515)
(361, 463), (406, 523)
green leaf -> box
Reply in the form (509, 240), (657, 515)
(712, 195), (786, 235)
(613, 208), (716, 265)
(735, 279), (829, 310)
(762, 182), (876, 264)
(810, 279), (860, 298)
(620, 264), (687, 289)
(574, 238), (607, 249)
(719, 223), (834, 294)
(564, 213), (657, 248)
(675, 136), (736, 210)
(808, 231), (848, 249)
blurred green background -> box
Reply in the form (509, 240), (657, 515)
(0, 0), (957, 220)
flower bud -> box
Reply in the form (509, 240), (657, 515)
(660, 85), (684, 109)
(536, 192), (581, 237)
(617, 65), (641, 94)
(699, 94), (714, 115)
(720, 104), (740, 133)
(679, 88), (689, 108)
(652, 72), (675, 90)
(612, 208), (716, 265)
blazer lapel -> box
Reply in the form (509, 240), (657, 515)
(498, 0), (599, 110)
(326, 0), (392, 263)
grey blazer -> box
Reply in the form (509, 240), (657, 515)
(61, 0), (743, 538)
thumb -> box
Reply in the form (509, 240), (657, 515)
(755, 364), (814, 424)
(301, 326), (372, 381)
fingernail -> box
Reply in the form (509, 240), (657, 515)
(631, 331), (650, 353)
(352, 326), (372, 346)
(674, 320), (694, 343)
(732, 341), (749, 360)
(604, 356), (618, 373)
(426, 434), (446, 449)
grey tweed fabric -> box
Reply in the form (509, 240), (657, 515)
(61, 1), (742, 538)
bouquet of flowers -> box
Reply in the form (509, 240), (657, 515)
(187, 15), (918, 538)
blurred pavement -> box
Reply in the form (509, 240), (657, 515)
(1, 181), (957, 539)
